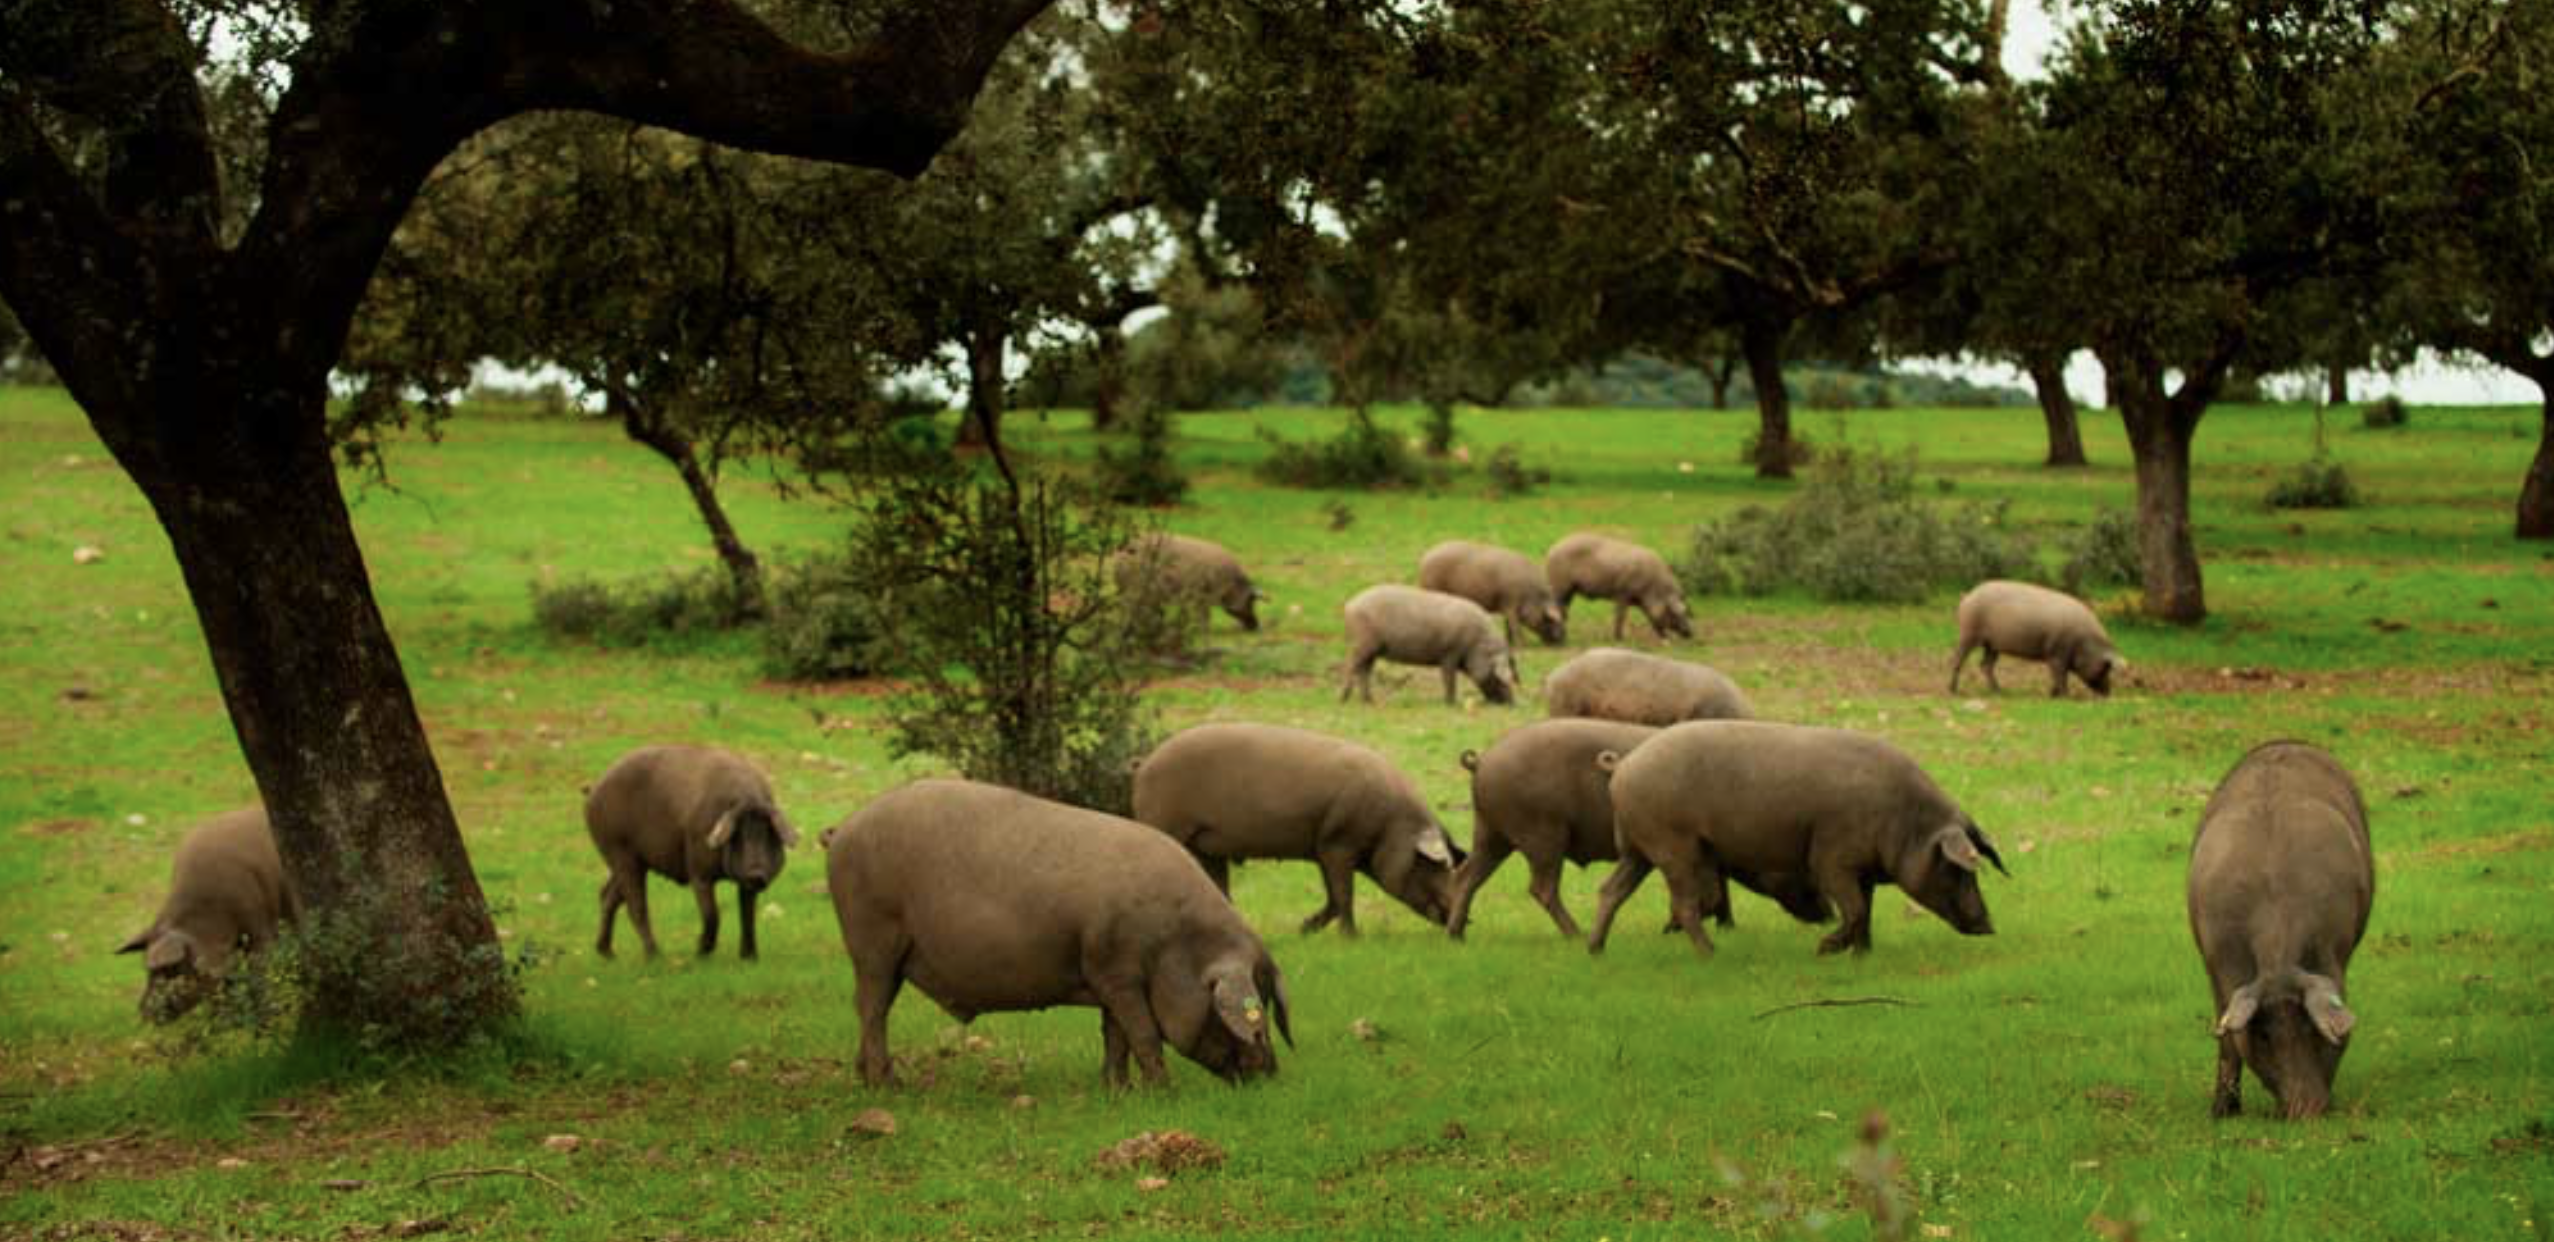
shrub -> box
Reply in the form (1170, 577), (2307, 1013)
(2060, 508), (2145, 595)
(530, 567), (746, 647)
(1092, 404), (1191, 507)
(1681, 442), (2037, 603)
(842, 461), (1160, 815)
(1737, 426), (1817, 472)
(2266, 455), (2362, 509)
(2360, 396), (2409, 429)
(1254, 411), (1432, 490)
(758, 555), (894, 681)
(1482, 443), (1550, 499)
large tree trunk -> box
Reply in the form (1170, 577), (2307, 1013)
(2104, 349), (2214, 623)
(1741, 318), (1796, 480)
(99, 388), (513, 1043)
(2026, 352), (2088, 467)
(612, 392), (766, 618)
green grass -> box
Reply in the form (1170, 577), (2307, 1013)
(2, 387), (2549, 1239)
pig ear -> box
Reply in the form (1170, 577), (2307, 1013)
(705, 807), (740, 849)
(2215, 982), (2262, 1037)
(768, 807), (803, 848)
(2303, 976), (2355, 1044)
(1933, 826), (1982, 873)
(1209, 972), (1270, 1046)
(1966, 824), (2009, 876)
(117, 928), (153, 955)
(144, 933), (194, 972)
(1268, 968), (1294, 1048)
(1414, 826), (1454, 867)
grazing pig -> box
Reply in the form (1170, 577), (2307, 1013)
(1419, 540), (1567, 647)
(1950, 580), (2125, 698)
(1114, 533), (1266, 632)
(2187, 741), (2374, 1120)
(1588, 721), (2006, 960)
(1544, 647), (1752, 726)
(586, 744), (802, 961)
(1341, 584), (1519, 706)
(1133, 722), (1466, 935)
(117, 806), (299, 1024)
(1545, 532), (1694, 642)
(826, 779), (1292, 1087)
(1446, 719), (1828, 940)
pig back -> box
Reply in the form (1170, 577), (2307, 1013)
(167, 807), (294, 938)
(1473, 718), (1657, 860)
(2189, 742), (2373, 962)
(1135, 723), (1416, 858)
(1607, 721), (1950, 872)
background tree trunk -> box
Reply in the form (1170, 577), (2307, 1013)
(1708, 353), (1738, 410)
(2027, 352), (2088, 467)
(1088, 326), (1128, 433)
(2519, 387), (2553, 540)
(959, 326), (1008, 456)
(102, 389), (514, 1044)
(1741, 318), (1796, 480)
(2113, 386), (2208, 622)
(2325, 361), (2350, 407)
(612, 391), (767, 618)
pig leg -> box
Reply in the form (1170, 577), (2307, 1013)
(1196, 853), (1232, 896)
(1654, 847), (1719, 959)
(2046, 641), (2073, 698)
(1610, 600), (1630, 641)
(1303, 846), (1362, 937)
(618, 860), (663, 959)
(1341, 642), (1381, 703)
(737, 883), (761, 962)
(1814, 869), (1876, 956)
(851, 940), (911, 1087)
(1445, 831), (1514, 940)
(596, 873), (624, 959)
(2211, 1037), (2244, 1118)
(1949, 636), (1977, 693)
(1978, 646), (2002, 693)
(1101, 1011), (1134, 1087)
(1089, 975), (1171, 1086)
(1439, 662), (1460, 705)
(1524, 853), (1582, 940)
(692, 879), (722, 957)
(1585, 855), (1653, 955)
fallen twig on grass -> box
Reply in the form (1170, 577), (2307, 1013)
(1751, 997), (1918, 1020)
(413, 1165), (585, 1209)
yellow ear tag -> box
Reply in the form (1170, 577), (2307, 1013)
(1243, 998), (1263, 1024)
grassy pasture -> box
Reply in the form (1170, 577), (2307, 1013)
(1, 384), (2549, 1239)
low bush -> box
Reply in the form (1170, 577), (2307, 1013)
(2060, 508), (2144, 595)
(2266, 455), (2362, 509)
(1482, 443), (1550, 498)
(758, 555), (895, 681)
(1681, 442), (2037, 603)
(1737, 426), (1817, 472)
(2360, 396), (2409, 429)
(530, 567), (746, 647)
(1254, 411), (1434, 490)
(1092, 405), (1190, 507)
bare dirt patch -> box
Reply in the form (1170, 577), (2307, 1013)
(2399, 829), (2554, 864)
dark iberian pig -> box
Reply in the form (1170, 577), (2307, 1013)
(586, 744), (802, 961)
(1588, 721), (2005, 961)
(1949, 580), (2125, 698)
(2188, 740), (2374, 1120)
(118, 806), (299, 1024)
(826, 779), (1292, 1088)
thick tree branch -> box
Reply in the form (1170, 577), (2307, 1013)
(0, 88), (156, 419)
(0, 0), (220, 247)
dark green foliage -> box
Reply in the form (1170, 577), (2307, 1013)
(1681, 443), (2038, 603)
(1481, 443), (1550, 499)
(842, 462), (1157, 815)
(758, 556), (896, 681)
(2267, 455), (2364, 509)
(1093, 405), (1191, 507)
(529, 568), (748, 646)
(1737, 427), (1817, 472)
(1253, 411), (1433, 490)
(2361, 396), (2409, 429)
(2060, 509), (2145, 595)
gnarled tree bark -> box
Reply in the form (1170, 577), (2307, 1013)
(0, 0), (1050, 1047)
(2099, 338), (2236, 624)
(2025, 351), (2088, 467)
